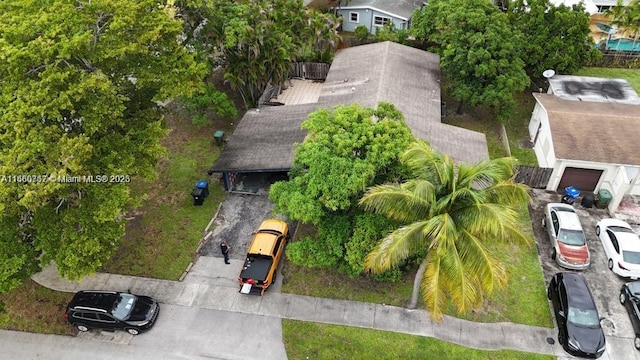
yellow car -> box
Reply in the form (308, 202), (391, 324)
(238, 219), (289, 295)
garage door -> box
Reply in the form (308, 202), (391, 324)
(557, 167), (603, 192)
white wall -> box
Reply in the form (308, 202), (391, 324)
(530, 103), (556, 168)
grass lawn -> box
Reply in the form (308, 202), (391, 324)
(575, 67), (640, 92)
(100, 111), (226, 279)
(281, 211), (553, 328)
(442, 93), (538, 165)
(0, 280), (76, 335)
(283, 320), (554, 360)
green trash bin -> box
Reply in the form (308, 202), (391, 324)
(596, 189), (612, 209)
(213, 130), (224, 146)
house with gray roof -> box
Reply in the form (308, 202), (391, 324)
(336, 0), (424, 34)
(528, 75), (640, 213)
(209, 41), (488, 191)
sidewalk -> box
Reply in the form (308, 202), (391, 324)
(32, 257), (637, 359)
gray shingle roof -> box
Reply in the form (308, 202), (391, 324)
(210, 41), (489, 173)
(534, 92), (640, 165)
(209, 104), (314, 172)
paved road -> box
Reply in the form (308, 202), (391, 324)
(0, 304), (285, 360)
(29, 259), (587, 359)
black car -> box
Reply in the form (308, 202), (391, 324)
(547, 272), (606, 358)
(620, 281), (640, 350)
(65, 290), (159, 335)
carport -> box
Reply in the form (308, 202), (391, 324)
(208, 103), (317, 192)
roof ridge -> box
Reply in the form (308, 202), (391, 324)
(374, 41), (392, 106)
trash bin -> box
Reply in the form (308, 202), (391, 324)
(561, 186), (580, 205)
(581, 192), (595, 208)
(213, 130), (224, 146)
(191, 187), (205, 205)
(196, 180), (209, 198)
(596, 189), (612, 209)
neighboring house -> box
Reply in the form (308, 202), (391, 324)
(549, 0), (632, 14)
(528, 75), (640, 212)
(209, 41), (488, 191)
(336, 0), (424, 34)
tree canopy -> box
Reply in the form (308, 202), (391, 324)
(360, 141), (531, 319)
(508, 0), (600, 79)
(412, 0), (530, 121)
(270, 103), (414, 276)
(176, 0), (340, 108)
(0, 0), (205, 291)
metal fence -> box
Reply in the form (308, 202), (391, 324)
(514, 166), (553, 189)
(589, 50), (640, 68)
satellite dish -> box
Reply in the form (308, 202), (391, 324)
(543, 69), (556, 79)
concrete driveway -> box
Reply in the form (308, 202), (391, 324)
(199, 193), (295, 261)
(529, 190), (636, 344)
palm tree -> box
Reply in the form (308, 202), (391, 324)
(359, 141), (531, 320)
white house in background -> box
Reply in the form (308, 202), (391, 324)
(528, 75), (640, 213)
(590, 0), (632, 13)
(549, 0), (632, 14)
(336, 0), (424, 34)
(549, 0), (599, 14)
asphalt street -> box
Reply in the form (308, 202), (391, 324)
(0, 305), (285, 360)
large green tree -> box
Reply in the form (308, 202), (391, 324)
(360, 141), (530, 319)
(176, 0), (340, 108)
(412, 0), (530, 120)
(270, 103), (414, 276)
(508, 0), (600, 79)
(0, 0), (206, 291)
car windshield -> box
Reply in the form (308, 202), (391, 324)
(610, 226), (635, 233)
(623, 251), (640, 264)
(568, 306), (600, 327)
(111, 293), (136, 320)
(558, 229), (586, 246)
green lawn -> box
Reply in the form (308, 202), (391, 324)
(283, 320), (554, 360)
(0, 280), (76, 335)
(282, 210), (553, 328)
(100, 111), (227, 279)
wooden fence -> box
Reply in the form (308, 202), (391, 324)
(288, 62), (331, 80)
(514, 166), (552, 189)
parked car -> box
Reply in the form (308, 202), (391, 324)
(596, 218), (640, 279)
(620, 281), (640, 350)
(542, 203), (590, 270)
(65, 290), (159, 335)
(238, 219), (289, 295)
(548, 272), (606, 358)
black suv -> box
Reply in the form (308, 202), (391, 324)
(548, 272), (606, 358)
(65, 290), (159, 335)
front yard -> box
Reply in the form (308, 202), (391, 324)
(283, 320), (554, 360)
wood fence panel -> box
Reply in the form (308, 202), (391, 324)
(288, 62), (330, 80)
(515, 166), (552, 189)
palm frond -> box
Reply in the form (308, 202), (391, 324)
(421, 253), (446, 320)
(458, 231), (508, 295)
(438, 233), (479, 313)
(364, 221), (432, 273)
(359, 182), (431, 223)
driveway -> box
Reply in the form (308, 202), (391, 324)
(199, 193), (296, 262)
(529, 189), (636, 342)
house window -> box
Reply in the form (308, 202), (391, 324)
(349, 12), (359, 23)
(373, 16), (391, 27)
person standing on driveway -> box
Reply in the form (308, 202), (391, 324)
(220, 241), (231, 264)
